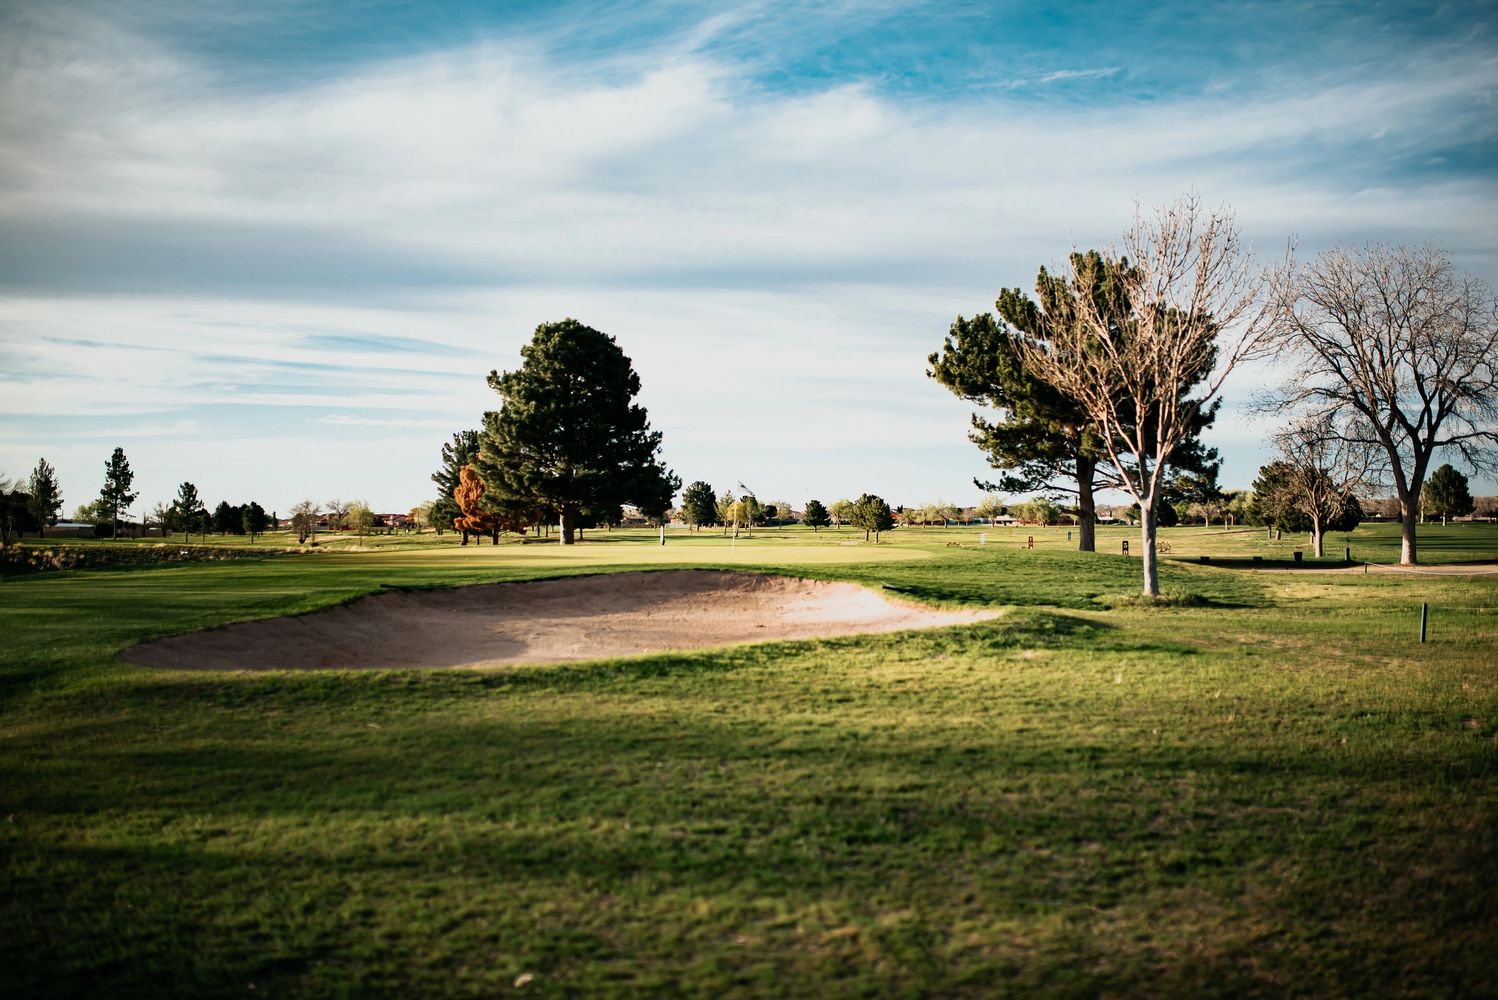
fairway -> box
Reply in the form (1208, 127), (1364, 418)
(3, 524), (1496, 995)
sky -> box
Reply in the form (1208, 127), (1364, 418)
(2, 0), (1496, 518)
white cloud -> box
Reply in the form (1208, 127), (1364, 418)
(2, 11), (1496, 509)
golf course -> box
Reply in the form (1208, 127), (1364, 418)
(3, 521), (1494, 995)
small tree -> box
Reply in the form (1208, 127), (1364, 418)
(680, 481), (718, 532)
(242, 501), (269, 542)
(1423, 465), (1475, 525)
(291, 500), (318, 544)
(325, 498), (352, 532)
(27, 458), (63, 537)
(850, 493), (894, 541)
(348, 501), (374, 545)
(1271, 414), (1381, 556)
(802, 499), (831, 531)
(212, 501), (236, 535)
(830, 498), (854, 529)
(430, 430), (480, 536)
(98, 447), (140, 539)
(975, 494), (1007, 523)
(172, 482), (203, 542)
(148, 501), (172, 537)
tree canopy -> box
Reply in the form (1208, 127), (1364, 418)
(680, 481), (717, 530)
(1268, 244), (1498, 563)
(98, 447), (139, 539)
(930, 249), (1221, 555)
(430, 430), (480, 535)
(1423, 464), (1474, 524)
(27, 458), (62, 537)
(850, 493), (894, 541)
(802, 499), (830, 531)
(478, 319), (678, 545)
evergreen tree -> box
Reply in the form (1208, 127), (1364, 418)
(850, 493), (894, 542)
(27, 458), (63, 537)
(802, 499), (831, 531)
(212, 501), (236, 535)
(680, 481), (717, 531)
(242, 501), (269, 542)
(478, 319), (678, 545)
(929, 251), (1220, 554)
(431, 429), (481, 535)
(98, 447), (139, 539)
(1422, 465), (1474, 525)
(172, 482), (203, 542)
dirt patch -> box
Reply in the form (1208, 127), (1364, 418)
(122, 570), (1001, 671)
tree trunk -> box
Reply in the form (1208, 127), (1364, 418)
(1311, 520), (1324, 558)
(559, 509), (576, 545)
(1400, 505), (1419, 565)
(1076, 456), (1097, 552)
(1140, 503), (1160, 597)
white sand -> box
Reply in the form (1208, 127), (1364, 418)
(121, 569), (1000, 671)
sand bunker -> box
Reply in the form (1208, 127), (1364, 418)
(122, 570), (1000, 671)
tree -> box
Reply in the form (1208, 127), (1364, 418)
(1248, 461), (1361, 543)
(1423, 464), (1475, 525)
(27, 459), (62, 537)
(1013, 498), (1062, 526)
(212, 501), (236, 535)
(931, 252), (1222, 555)
(348, 501), (374, 544)
(974, 494), (1007, 523)
(850, 493), (894, 541)
(291, 500), (319, 544)
(325, 498), (352, 532)
(72, 500), (104, 524)
(172, 482), (204, 542)
(0, 474), (38, 546)
(679, 481), (717, 531)
(430, 430), (480, 536)
(242, 501), (269, 542)
(98, 447), (139, 539)
(830, 498), (854, 529)
(478, 319), (678, 546)
(1271, 414), (1381, 556)
(148, 501), (172, 537)
(1018, 197), (1274, 595)
(802, 499), (831, 531)
(1267, 245), (1498, 564)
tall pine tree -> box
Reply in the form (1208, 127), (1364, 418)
(98, 447), (139, 539)
(478, 319), (677, 545)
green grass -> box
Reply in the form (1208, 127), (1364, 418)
(2, 526), (1495, 996)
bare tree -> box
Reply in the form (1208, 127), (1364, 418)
(1266, 245), (1498, 564)
(1019, 196), (1275, 595)
(1270, 414), (1382, 557)
(325, 498), (352, 532)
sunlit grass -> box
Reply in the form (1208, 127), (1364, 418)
(2, 528), (1494, 995)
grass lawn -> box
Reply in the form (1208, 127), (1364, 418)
(2, 524), (1495, 996)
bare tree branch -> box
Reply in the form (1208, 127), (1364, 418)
(1018, 195), (1275, 595)
(1264, 244), (1498, 564)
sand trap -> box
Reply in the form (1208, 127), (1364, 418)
(122, 570), (1000, 671)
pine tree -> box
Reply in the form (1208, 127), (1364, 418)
(802, 499), (830, 531)
(680, 481), (717, 531)
(28, 458), (63, 537)
(430, 430), (480, 535)
(478, 319), (678, 545)
(172, 482), (203, 542)
(1423, 465), (1474, 525)
(98, 447), (139, 539)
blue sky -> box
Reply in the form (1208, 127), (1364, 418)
(2, 0), (1496, 516)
